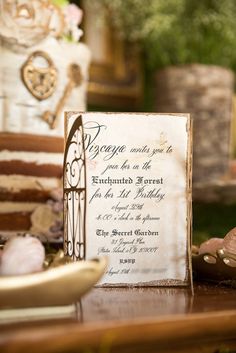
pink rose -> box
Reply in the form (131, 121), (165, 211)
(64, 3), (83, 27)
(199, 237), (223, 255)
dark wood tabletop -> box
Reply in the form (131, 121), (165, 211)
(0, 282), (235, 353)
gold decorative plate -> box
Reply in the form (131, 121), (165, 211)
(0, 257), (107, 309)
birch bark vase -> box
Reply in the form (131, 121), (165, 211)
(154, 64), (234, 183)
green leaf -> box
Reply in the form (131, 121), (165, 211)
(51, 0), (69, 7)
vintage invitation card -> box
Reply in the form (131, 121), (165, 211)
(64, 112), (192, 286)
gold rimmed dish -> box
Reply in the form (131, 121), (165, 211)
(0, 256), (107, 309)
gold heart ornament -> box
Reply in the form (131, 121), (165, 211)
(21, 51), (58, 101)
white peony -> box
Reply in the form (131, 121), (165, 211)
(0, 235), (45, 276)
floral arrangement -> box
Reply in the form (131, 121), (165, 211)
(52, 0), (83, 42)
(0, 0), (83, 49)
(0, 188), (64, 276)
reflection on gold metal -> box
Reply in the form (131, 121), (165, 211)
(43, 249), (72, 269)
(42, 63), (83, 129)
(0, 256), (107, 308)
(21, 51), (58, 101)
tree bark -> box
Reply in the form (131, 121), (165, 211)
(154, 64), (234, 183)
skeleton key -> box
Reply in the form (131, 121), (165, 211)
(42, 63), (83, 129)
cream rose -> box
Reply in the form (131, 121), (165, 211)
(0, 0), (53, 49)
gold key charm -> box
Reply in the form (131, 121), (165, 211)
(42, 63), (83, 129)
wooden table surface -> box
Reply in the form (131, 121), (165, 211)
(0, 282), (235, 353)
